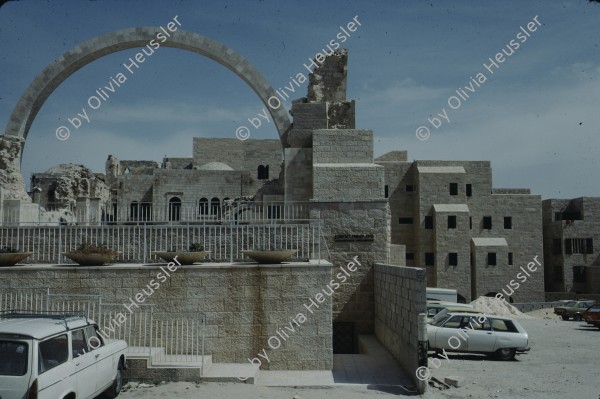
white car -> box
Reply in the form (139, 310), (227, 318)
(0, 311), (127, 399)
(427, 312), (530, 360)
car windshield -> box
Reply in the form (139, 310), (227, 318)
(563, 301), (576, 307)
(0, 340), (28, 376)
(431, 310), (452, 326)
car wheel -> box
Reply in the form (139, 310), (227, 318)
(561, 315), (569, 321)
(496, 348), (516, 361)
(573, 314), (583, 321)
(102, 362), (124, 399)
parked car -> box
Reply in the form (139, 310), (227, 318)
(0, 310), (127, 399)
(553, 300), (596, 321)
(426, 301), (474, 318)
(583, 304), (600, 324)
(428, 307), (486, 325)
(427, 312), (530, 360)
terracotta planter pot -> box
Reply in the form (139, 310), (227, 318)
(242, 250), (297, 264)
(0, 252), (33, 267)
(153, 251), (209, 265)
(64, 252), (117, 266)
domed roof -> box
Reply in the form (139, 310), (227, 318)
(198, 161), (234, 171)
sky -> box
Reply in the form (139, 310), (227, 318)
(0, 0), (599, 199)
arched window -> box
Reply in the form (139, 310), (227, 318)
(198, 198), (209, 215)
(169, 197), (182, 221)
(210, 197), (220, 217)
(130, 201), (139, 221)
(257, 165), (269, 180)
(140, 203), (152, 221)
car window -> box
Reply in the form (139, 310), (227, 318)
(588, 305), (600, 312)
(578, 303), (588, 308)
(72, 328), (89, 357)
(491, 319), (519, 333)
(0, 340), (28, 376)
(83, 325), (105, 350)
(469, 317), (491, 331)
(427, 307), (439, 317)
(443, 315), (467, 328)
(38, 334), (69, 373)
(564, 301), (576, 307)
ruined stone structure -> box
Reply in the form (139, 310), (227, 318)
(377, 154), (545, 302)
(542, 197), (600, 295)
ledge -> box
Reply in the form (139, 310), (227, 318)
(0, 259), (332, 271)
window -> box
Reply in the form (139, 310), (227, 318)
(425, 216), (433, 229)
(488, 252), (497, 266)
(553, 239), (562, 255)
(466, 184), (472, 197)
(140, 203), (152, 221)
(508, 252), (513, 265)
(72, 329), (88, 357)
(449, 183), (458, 195)
(198, 198), (209, 215)
(384, 185), (389, 198)
(491, 319), (519, 333)
(554, 212), (562, 222)
(448, 215), (457, 229)
(565, 238), (594, 255)
(504, 217), (512, 229)
(573, 266), (586, 283)
(210, 197), (220, 216)
(406, 253), (415, 261)
(483, 216), (492, 229)
(38, 334), (68, 373)
(168, 197), (181, 222)
(257, 165), (269, 180)
(0, 341), (28, 376)
(399, 217), (413, 224)
(425, 252), (434, 266)
(267, 204), (282, 219)
(443, 315), (468, 329)
(406, 185), (414, 192)
(449, 252), (458, 266)
(83, 326), (104, 350)
(130, 201), (139, 221)
(469, 316), (491, 331)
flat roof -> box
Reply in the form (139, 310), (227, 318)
(471, 237), (508, 246)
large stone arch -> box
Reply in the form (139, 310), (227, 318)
(3, 26), (292, 164)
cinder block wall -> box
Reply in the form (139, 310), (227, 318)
(374, 263), (426, 388)
(0, 263), (333, 370)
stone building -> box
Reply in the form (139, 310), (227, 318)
(542, 197), (600, 295)
(104, 138), (283, 222)
(376, 154), (545, 302)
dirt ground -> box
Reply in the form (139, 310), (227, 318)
(116, 312), (599, 399)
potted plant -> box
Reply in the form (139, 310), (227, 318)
(64, 243), (118, 266)
(0, 247), (33, 267)
(153, 243), (209, 265)
(242, 247), (297, 264)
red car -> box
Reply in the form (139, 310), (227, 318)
(583, 304), (600, 324)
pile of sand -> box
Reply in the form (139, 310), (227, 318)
(525, 307), (561, 320)
(469, 296), (532, 319)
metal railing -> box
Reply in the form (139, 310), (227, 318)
(0, 289), (206, 373)
(1, 200), (311, 226)
(0, 222), (322, 264)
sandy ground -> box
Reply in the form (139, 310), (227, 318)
(115, 309), (599, 399)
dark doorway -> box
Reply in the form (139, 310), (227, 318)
(333, 322), (356, 354)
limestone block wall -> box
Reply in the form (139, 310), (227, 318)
(193, 138), (282, 175)
(310, 200), (389, 335)
(312, 129), (373, 164)
(374, 263), (426, 390)
(0, 262), (333, 370)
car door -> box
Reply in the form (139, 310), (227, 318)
(37, 334), (73, 399)
(434, 315), (468, 351)
(71, 327), (98, 399)
(465, 316), (496, 352)
(84, 324), (115, 394)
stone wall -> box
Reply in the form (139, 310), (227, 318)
(0, 262), (333, 370)
(374, 263), (426, 391)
